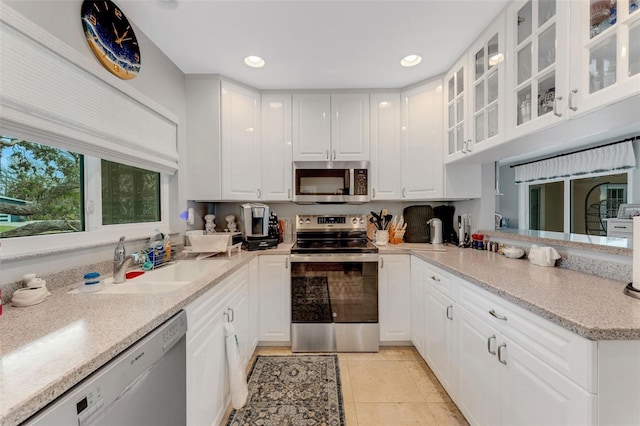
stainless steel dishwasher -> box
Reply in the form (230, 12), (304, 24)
(25, 310), (188, 426)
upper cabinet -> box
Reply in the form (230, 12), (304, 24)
(370, 93), (403, 200)
(569, 0), (640, 115)
(401, 80), (444, 200)
(221, 81), (262, 200)
(505, 0), (571, 139)
(261, 94), (293, 201)
(293, 93), (370, 161)
(444, 57), (469, 161)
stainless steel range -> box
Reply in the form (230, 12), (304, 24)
(290, 214), (379, 352)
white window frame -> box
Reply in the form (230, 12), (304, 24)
(0, 155), (170, 259)
(519, 169), (634, 233)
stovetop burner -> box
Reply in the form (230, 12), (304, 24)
(291, 238), (378, 254)
(291, 214), (378, 254)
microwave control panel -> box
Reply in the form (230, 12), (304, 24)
(354, 169), (368, 195)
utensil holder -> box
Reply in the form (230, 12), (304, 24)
(389, 228), (404, 244)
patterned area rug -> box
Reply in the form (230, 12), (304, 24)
(226, 355), (345, 426)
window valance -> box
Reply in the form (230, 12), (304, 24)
(0, 9), (179, 174)
(514, 140), (636, 184)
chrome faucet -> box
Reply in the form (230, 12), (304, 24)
(113, 236), (142, 284)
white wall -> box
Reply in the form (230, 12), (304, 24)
(2, 0), (187, 283)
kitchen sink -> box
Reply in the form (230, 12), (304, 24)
(70, 259), (231, 294)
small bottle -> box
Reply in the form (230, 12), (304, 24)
(82, 272), (104, 293)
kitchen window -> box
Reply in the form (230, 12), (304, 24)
(522, 172), (629, 236)
(1, 136), (165, 248)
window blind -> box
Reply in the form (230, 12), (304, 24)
(514, 141), (636, 184)
(0, 15), (179, 174)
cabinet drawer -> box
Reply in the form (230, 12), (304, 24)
(423, 262), (456, 300)
(458, 280), (597, 393)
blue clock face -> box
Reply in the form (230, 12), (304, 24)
(81, 0), (141, 80)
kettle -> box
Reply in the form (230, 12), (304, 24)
(427, 218), (443, 245)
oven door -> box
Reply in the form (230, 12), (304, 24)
(290, 254), (378, 324)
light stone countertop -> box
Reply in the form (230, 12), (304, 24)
(1, 242), (639, 425)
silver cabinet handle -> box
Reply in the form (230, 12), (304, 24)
(569, 89), (578, 111)
(430, 275), (440, 282)
(487, 335), (497, 355)
(228, 308), (234, 323)
(285, 258), (289, 269)
(257, 188), (262, 199)
(380, 257), (384, 268)
(333, 149), (336, 160)
(498, 343), (507, 365)
(553, 96), (563, 117)
(466, 139), (472, 152)
(446, 305), (453, 320)
(288, 188), (292, 199)
(372, 188), (376, 199)
(461, 141), (467, 154)
(402, 188), (406, 198)
(223, 308), (234, 322)
(489, 309), (507, 321)
(326, 150), (329, 160)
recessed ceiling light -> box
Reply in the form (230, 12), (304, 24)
(401, 54), (422, 67)
(244, 55), (265, 68)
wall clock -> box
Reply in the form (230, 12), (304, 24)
(81, 0), (141, 80)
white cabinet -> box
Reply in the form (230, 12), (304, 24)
(569, 0), (640, 116)
(221, 81), (261, 200)
(370, 93), (402, 200)
(258, 255), (291, 342)
(185, 265), (251, 426)
(261, 94), (293, 201)
(293, 93), (369, 162)
(444, 56), (470, 161)
(466, 11), (507, 156)
(505, 0), (571, 139)
(378, 254), (411, 342)
(410, 256), (426, 358)
(401, 80), (444, 200)
(424, 279), (457, 398)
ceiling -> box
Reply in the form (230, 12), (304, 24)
(119, 0), (510, 90)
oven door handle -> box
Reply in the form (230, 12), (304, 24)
(290, 253), (379, 263)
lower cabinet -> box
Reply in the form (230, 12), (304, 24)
(379, 254), (411, 341)
(410, 256), (426, 358)
(258, 255), (291, 342)
(185, 265), (254, 426)
(412, 255), (597, 426)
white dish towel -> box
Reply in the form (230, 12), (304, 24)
(224, 322), (248, 409)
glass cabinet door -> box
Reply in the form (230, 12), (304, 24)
(507, 0), (570, 137)
(469, 13), (506, 150)
(570, 0), (640, 114)
(445, 59), (467, 157)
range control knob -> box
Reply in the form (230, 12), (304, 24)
(298, 218), (304, 225)
(305, 218), (311, 224)
(359, 218), (365, 224)
(352, 217), (358, 225)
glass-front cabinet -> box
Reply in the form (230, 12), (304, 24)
(506, 0), (571, 139)
(444, 57), (468, 161)
(570, 0), (640, 115)
(466, 12), (507, 156)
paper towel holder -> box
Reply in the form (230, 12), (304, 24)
(624, 283), (640, 300)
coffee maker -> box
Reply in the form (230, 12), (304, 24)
(241, 203), (278, 250)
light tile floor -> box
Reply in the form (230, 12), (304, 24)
(225, 346), (469, 426)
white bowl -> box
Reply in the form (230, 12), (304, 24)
(503, 247), (525, 259)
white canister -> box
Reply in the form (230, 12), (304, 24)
(375, 230), (389, 245)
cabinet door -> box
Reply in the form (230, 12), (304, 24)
(444, 56), (469, 161)
(227, 271), (250, 366)
(331, 93), (370, 161)
(248, 258), (260, 354)
(293, 94), (331, 161)
(410, 256), (426, 358)
(258, 255), (291, 342)
(378, 254), (411, 341)
(370, 93), (402, 200)
(401, 80), (444, 200)
(457, 306), (500, 426)
(186, 299), (227, 426)
(570, 0), (640, 116)
(506, 0), (571, 139)
(424, 284), (456, 397)
(466, 11), (507, 155)
(221, 81), (261, 200)
(261, 94), (293, 201)
(499, 335), (596, 426)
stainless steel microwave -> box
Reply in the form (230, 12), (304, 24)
(293, 161), (369, 204)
